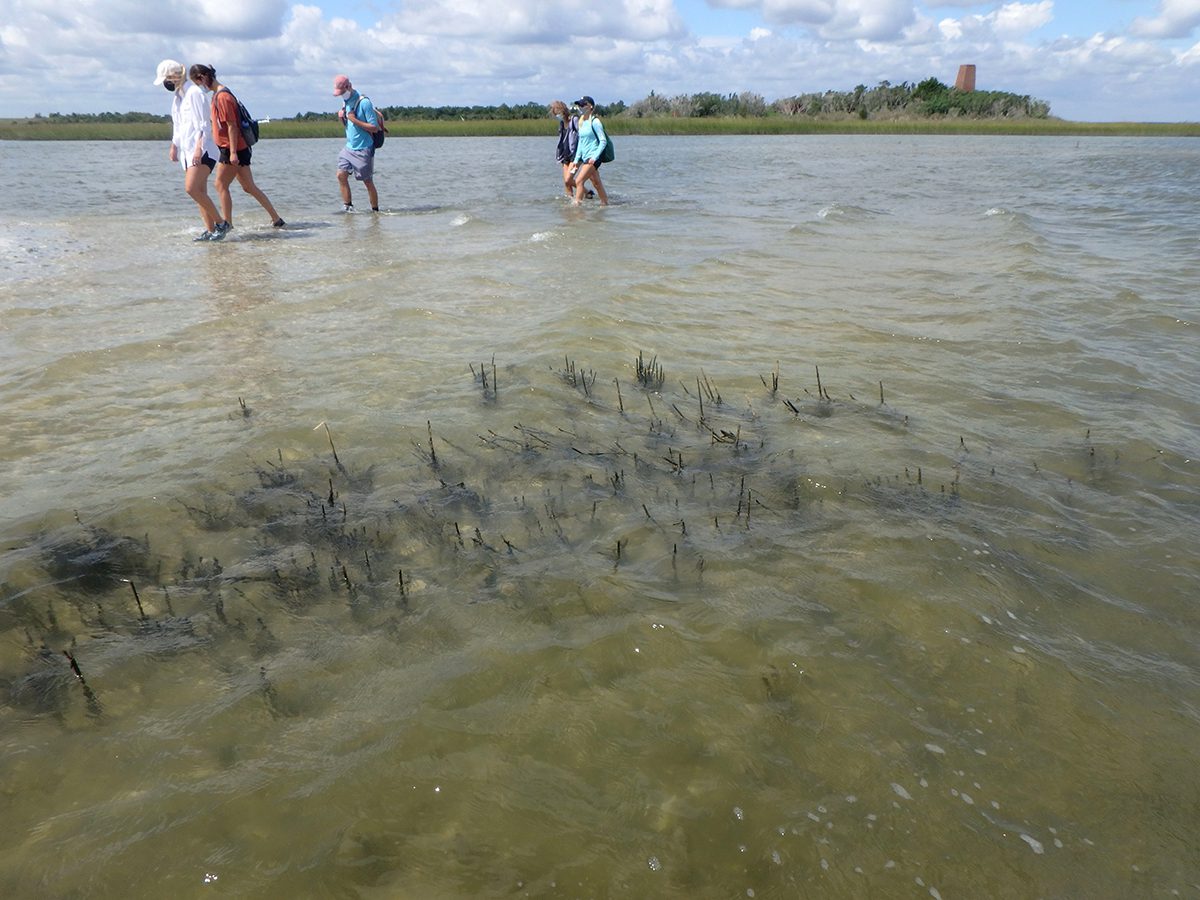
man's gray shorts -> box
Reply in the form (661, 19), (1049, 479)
(337, 147), (375, 182)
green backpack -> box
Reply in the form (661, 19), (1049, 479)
(591, 120), (615, 163)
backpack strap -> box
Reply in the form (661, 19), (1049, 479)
(212, 87), (234, 128)
(352, 95), (375, 120)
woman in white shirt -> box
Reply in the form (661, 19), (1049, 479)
(153, 59), (224, 241)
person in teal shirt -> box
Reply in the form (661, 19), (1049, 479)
(570, 96), (609, 206)
(333, 74), (381, 212)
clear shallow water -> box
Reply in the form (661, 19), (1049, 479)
(0, 135), (1197, 897)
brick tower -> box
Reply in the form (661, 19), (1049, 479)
(955, 65), (976, 92)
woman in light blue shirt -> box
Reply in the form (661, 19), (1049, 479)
(570, 96), (609, 206)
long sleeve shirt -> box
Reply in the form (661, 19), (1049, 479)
(573, 116), (608, 164)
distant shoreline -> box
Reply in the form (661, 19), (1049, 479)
(2, 117), (1197, 140)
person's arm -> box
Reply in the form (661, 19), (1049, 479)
(169, 100), (180, 162)
(215, 92), (240, 163)
(187, 90), (206, 164)
(589, 119), (608, 164)
(226, 120), (240, 160)
(346, 99), (378, 132)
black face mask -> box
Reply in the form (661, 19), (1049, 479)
(163, 81), (176, 92)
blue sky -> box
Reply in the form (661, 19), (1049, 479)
(1, 0), (1198, 121)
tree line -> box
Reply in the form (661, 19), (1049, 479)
(624, 80), (1050, 119)
(26, 78), (1050, 124)
(31, 111), (170, 123)
(302, 79), (1047, 121)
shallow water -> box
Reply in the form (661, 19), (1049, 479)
(0, 135), (1197, 897)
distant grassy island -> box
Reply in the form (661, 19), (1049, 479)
(4, 81), (1198, 139)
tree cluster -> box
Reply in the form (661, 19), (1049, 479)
(774, 78), (1050, 119)
(26, 78), (1050, 124)
(624, 90), (769, 118)
(296, 100), (630, 121)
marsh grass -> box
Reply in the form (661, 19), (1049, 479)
(2, 116), (1197, 141)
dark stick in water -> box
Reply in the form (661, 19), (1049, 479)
(63, 649), (102, 714)
(323, 423), (341, 467)
(128, 581), (146, 620)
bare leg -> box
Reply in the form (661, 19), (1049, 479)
(574, 162), (607, 205)
(364, 179), (378, 210)
(572, 164), (590, 204)
(185, 165), (220, 231)
(337, 169), (353, 206)
(214, 162), (236, 224)
(561, 162), (576, 197)
(589, 167), (608, 205)
(234, 166), (281, 223)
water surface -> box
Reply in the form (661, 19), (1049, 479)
(0, 136), (1197, 897)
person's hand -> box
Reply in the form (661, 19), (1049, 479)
(192, 149), (202, 166)
(337, 109), (346, 124)
(169, 144), (178, 163)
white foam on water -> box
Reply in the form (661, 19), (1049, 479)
(1019, 834), (1045, 854)
(891, 783), (912, 800)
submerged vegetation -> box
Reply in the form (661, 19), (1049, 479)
(0, 347), (1149, 739)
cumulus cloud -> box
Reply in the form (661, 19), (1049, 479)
(387, 0), (686, 43)
(91, 0), (289, 40)
(992, 1), (1054, 37)
(1179, 39), (1200, 63)
(920, 0), (989, 6)
(1130, 0), (1200, 39)
(936, 1), (1053, 42)
(0, 0), (1194, 121)
(709, 0), (915, 40)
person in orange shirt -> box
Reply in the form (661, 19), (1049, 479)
(188, 64), (284, 236)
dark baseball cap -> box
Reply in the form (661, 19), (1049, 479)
(574, 96), (595, 108)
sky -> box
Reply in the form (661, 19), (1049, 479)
(1, 0), (1198, 122)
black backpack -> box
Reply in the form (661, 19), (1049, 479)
(353, 96), (387, 149)
(215, 87), (259, 146)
